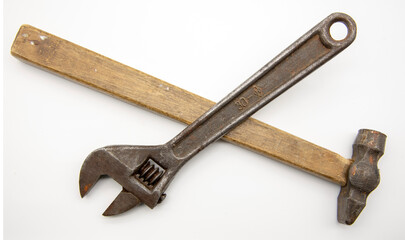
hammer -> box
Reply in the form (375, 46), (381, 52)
(10, 19), (386, 224)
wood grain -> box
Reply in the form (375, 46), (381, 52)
(10, 25), (352, 185)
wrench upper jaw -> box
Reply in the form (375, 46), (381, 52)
(79, 147), (120, 198)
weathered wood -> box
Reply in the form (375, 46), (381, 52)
(11, 25), (352, 185)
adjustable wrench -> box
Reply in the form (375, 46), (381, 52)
(79, 13), (356, 215)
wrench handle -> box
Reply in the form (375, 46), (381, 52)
(170, 12), (356, 160)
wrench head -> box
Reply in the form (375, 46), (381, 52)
(79, 144), (179, 213)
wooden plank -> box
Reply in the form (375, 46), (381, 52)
(10, 25), (352, 185)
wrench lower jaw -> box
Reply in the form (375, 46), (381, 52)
(103, 188), (141, 216)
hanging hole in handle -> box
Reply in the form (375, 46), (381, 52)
(319, 13), (356, 48)
(329, 21), (348, 41)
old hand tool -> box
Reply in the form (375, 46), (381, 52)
(11, 13), (386, 224)
(78, 13), (357, 216)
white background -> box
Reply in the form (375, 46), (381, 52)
(3, 0), (405, 239)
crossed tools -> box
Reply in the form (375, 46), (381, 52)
(11, 13), (386, 225)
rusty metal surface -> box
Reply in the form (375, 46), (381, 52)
(79, 13), (356, 217)
(338, 129), (387, 225)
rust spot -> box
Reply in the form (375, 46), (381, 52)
(84, 184), (91, 192)
(369, 155), (374, 164)
(351, 165), (357, 175)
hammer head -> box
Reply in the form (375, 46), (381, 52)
(337, 129), (386, 225)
